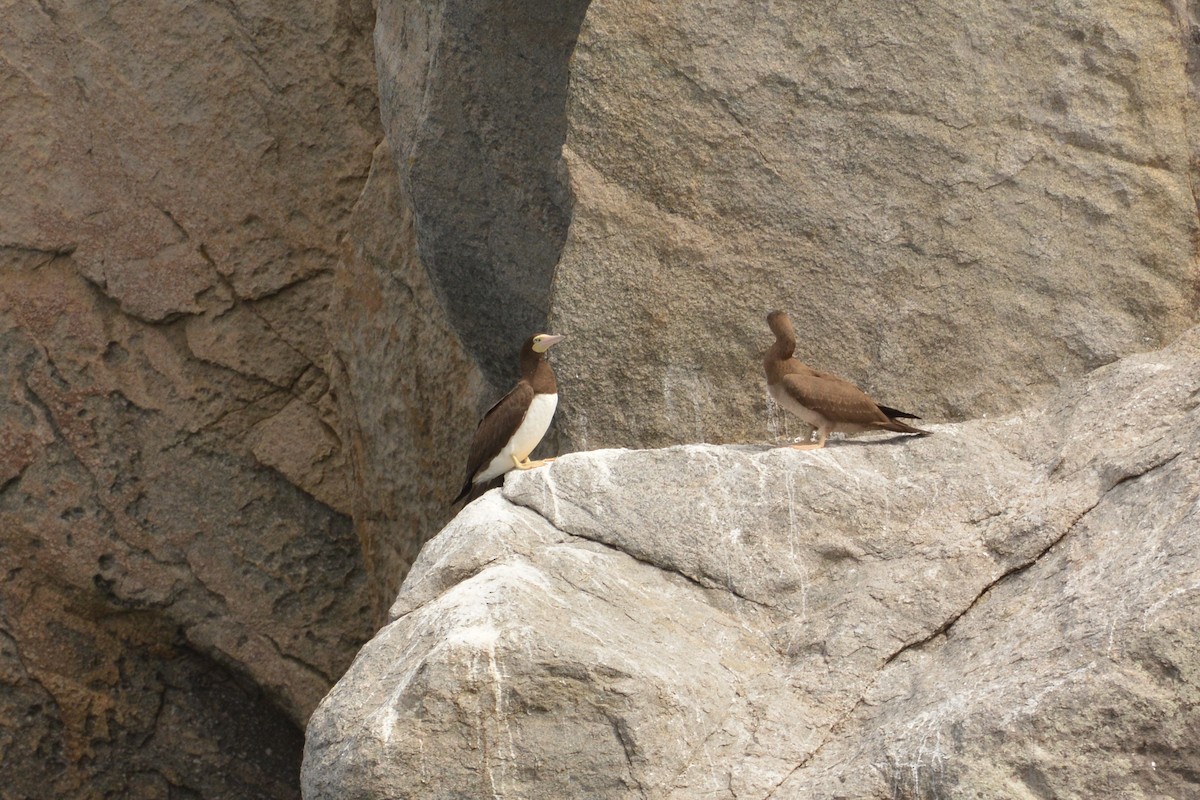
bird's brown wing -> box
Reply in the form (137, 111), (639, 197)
(780, 370), (890, 426)
(456, 381), (535, 500)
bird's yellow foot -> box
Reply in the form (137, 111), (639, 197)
(514, 458), (553, 470)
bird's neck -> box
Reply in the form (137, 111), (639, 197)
(764, 336), (796, 384)
(769, 335), (795, 361)
(521, 351), (557, 394)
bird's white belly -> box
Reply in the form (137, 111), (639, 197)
(476, 393), (558, 483)
(768, 383), (828, 429)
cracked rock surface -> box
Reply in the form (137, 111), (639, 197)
(303, 325), (1200, 799)
(1, 1), (378, 797)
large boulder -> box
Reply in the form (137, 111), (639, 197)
(302, 324), (1200, 799)
(0, 1), (378, 796)
(548, 0), (1199, 450)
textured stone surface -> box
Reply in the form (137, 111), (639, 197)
(8, 0), (1200, 796)
(327, 139), (489, 616)
(549, 0), (1199, 451)
(373, 0), (590, 390)
(0, 597), (305, 800)
(303, 325), (1200, 799)
(1, 0), (378, 796)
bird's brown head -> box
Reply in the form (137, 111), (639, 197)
(766, 310), (795, 339)
(521, 332), (563, 389)
(528, 333), (564, 354)
(521, 332), (564, 364)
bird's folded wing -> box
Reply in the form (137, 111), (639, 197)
(780, 372), (888, 425)
(466, 381), (535, 476)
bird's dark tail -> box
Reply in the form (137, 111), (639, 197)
(451, 478), (473, 506)
(881, 417), (932, 436)
(877, 404), (921, 421)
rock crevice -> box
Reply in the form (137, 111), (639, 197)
(374, 0), (591, 388)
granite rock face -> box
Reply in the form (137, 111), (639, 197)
(1, 1), (378, 797)
(302, 325), (1200, 799)
(549, 0), (1199, 451)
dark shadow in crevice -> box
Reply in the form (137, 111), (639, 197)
(375, 0), (592, 390)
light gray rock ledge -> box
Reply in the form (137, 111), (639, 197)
(303, 327), (1199, 799)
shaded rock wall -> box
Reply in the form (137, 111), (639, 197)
(328, 139), (488, 616)
(353, 0), (595, 613)
(1, 0), (379, 796)
(303, 324), (1200, 799)
(549, 0), (1200, 450)
(374, 0), (591, 390)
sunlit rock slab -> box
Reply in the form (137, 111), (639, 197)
(303, 326), (1200, 798)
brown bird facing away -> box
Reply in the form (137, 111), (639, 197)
(764, 310), (930, 449)
(453, 333), (564, 504)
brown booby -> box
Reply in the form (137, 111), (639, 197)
(764, 310), (930, 449)
(453, 332), (564, 503)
